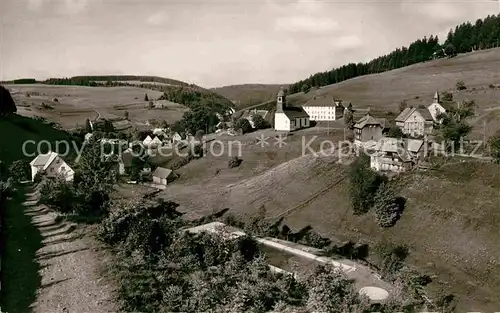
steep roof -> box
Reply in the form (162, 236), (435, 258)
(282, 107), (310, 119)
(30, 152), (59, 169)
(302, 96), (345, 108)
(152, 167), (173, 179)
(395, 108), (433, 122)
(395, 107), (413, 122)
(354, 114), (384, 129)
(277, 88), (285, 97)
(404, 138), (424, 153)
(375, 138), (412, 162)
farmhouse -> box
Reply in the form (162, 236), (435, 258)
(353, 113), (385, 146)
(395, 107), (434, 137)
(30, 151), (74, 182)
(242, 109), (269, 128)
(152, 167), (176, 186)
(143, 135), (153, 146)
(301, 96), (344, 121)
(370, 137), (427, 173)
(274, 89), (310, 132)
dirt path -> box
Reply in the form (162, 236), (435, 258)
(22, 189), (117, 313)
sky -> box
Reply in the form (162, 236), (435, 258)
(0, 0), (498, 88)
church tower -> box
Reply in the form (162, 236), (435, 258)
(276, 88), (286, 112)
(433, 90), (440, 103)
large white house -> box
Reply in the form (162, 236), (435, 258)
(274, 89), (310, 132)
(301, 96), (345, 121)
(30, 151), (74, 182)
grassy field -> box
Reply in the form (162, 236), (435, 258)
(0, 114), (74, 164)
(211, 84), (284, 108)
(6, 84), (188, 130)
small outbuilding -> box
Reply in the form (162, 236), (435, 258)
(152, 167), (176, 186)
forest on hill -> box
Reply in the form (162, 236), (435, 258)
(289, 14), (500, 94)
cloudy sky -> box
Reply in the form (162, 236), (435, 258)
(0, 0), (497, 87)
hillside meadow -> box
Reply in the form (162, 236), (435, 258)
(156, 127), (500, 311)
(7, 84), (186, 130)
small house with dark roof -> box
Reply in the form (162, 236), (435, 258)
(302, 96), (344, 121)
(395, 107), (434, 137)
(353, 113), (385, 146)
(152, 167), (177, 186)
(274, 88), (310, 131)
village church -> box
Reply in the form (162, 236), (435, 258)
(274, 89), (310, 131)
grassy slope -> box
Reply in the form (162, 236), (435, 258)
(283, 48), (500, 138)
(211, 84), (284, 108)
(0, 114), (73, 164)
(155, 127), (500, 311)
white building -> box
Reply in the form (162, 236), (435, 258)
(302, 96), (345, 121)
(30, 152), (74, 182)
(152, 167), (176, 185)
(427, 91), (447, 122)
(274, 89), (310, 132)
(143, 135), (153, 146)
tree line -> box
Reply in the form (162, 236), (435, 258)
(289, 14), (500, 94)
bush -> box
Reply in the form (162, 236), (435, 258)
(489, 84), (496, 89)
(373, 183), (403, 228)
(234, 118), (252, 134)
(52, 97), (59, 102)
(228, 156), (242, 168)
(456, 80), (467, 91)
(252, 114), (269, 130)
(9, 159), (30, 182)
(349, 155), (386, 215)
(441, 91), (453, 101)
(399, 100), (408, 112)
(387, 125), (404, 138)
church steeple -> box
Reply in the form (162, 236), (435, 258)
(277, 88), (286, 112)
(433, 90), (440, 103)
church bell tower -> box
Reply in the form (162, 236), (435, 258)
(277, 88), (286, 112)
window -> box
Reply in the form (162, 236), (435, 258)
(49, 168), (54, 172)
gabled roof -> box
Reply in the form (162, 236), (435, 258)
(302, 96), (345, 108)
(152, 167), (173, 179)
(143, 135), (153, 143)
(30, 152), (59, 169)
(281, 107), (310, 119)
(374, 138), (412, 162)
(404, 138), (424, 153)
(395, 108), (433, 122)
(242, 109), (268, 120)
(151, 136), (162, 144)
(354, 114), (384, 129)
(395, 108), (413, 122)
